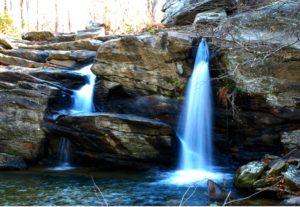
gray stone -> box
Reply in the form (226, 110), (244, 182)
(193, 9), (227, 25)
(282, 196), (300, 206)
(283, 165), (300, 191)
(281, 130), (300, 152)
(162, 0), (235, 25)
(0, 49), (49, 63)
(0, 153), (27, 170)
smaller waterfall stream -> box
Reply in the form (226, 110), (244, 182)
(52, 64), (96, 170)
(71, 64), (96, 114)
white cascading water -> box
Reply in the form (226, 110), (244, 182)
(162, 38), (226, 184)
(51, 64), (96, 171)
(177, 38), (213, 170)
(71, 64), (96, 113)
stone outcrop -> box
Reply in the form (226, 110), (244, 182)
(22, 31), (55, 41)
(0, 65), (85, 161)
(0, 153), (27, 170)
(0, 49), (49, 63)
(44, 113), (176, 168)
(162, 0), (235, 25)
(211, 0), (300, 161)
(93, 31), (199, 96)
(19, 39), (102, 51)
(0, 53), (45, 68)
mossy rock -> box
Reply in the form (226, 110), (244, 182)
(234, 161), (268, 190)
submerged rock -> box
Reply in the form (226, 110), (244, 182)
(45, 113), (176, 169)
(234, 161), (267, 189)
(0, 153), (27, 170)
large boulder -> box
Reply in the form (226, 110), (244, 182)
(162, 0), (235, 25)
(0, 153), (27, 170)
(22, 31), (54, 41)
(47, 50), (96, 62)
(0, 36), (13, 49)
(44, 113), (177, 169)
(92, 32), (199, 97)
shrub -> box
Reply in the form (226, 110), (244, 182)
(0, 11), (19, 37)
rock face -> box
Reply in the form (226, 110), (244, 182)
(44, 113), (176, 168)
(211, 0), (300, 161)
(0, 153), (27, 170)
(93, 32), (199, 96)
(162, 0), (235, 25)
(0, 65), (84, 161)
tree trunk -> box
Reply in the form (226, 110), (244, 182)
(36, 0), (39, 31)
(4, 0), (7, 11)
(20, 0), (24, 30)
(55, 0), (59, 32)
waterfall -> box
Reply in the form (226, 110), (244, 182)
(161, 38), (226, 185)
(57, 137), (71, 165)
(50, 137), (74, 171)
(177, 38), (213, 170)
(71, 64), (96, 113)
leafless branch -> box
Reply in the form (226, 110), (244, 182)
(91, 176), (108, 207)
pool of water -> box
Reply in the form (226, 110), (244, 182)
(0, 167), (279, 206)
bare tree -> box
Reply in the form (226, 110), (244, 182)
(4, 0), (7, 11)
(36, 0), (39, 31)
(55, 0), (59, 32)
(20, 0), (24, 30)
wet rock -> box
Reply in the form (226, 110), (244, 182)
(47, 59), (78, 68)
(207, 179), (229, 202)
(162, 0), (235, 25)
(95, 35), (123, 42)
(93, 32), (199, 96)
(253, 176), (281, 189)
(0, 153), (27, 170)
(20, 39), (103, 51)
(44, 113), (176, 169)
(283, 165), (300, 191)
(282, 196), (300, 206)
(234, 161), (267, 189)
(193, 9), (227, 25)
(22, 31), (55, 41)
(0, 49), (49, 63)
(266, 159), (288, 177)
(281, 130), (300, 152)
(0, 53), (44, 68)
